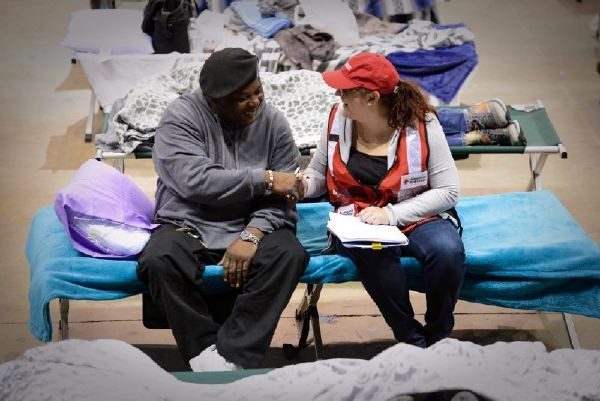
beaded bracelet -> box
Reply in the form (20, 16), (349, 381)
(266, 170), (274, 191)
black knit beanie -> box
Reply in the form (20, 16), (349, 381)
(200, 48), (259, 99)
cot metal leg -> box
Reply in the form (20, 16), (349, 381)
(95, 149), (126, 173)
(527, 153), (549, 191)
(85, 92), (97, 143)
(301, 283), (324, 359)
(59, 298), (70, 340)
(309, 299), (324, 360)
(284, 284), (324, 360)
(116, 158), (125, 173)
(563, 313), (581, 349)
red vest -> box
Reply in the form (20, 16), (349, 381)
(326, 104), (430, 217)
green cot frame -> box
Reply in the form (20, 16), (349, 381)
(95, 103), (567, 192)
(171, 369), (271, 384)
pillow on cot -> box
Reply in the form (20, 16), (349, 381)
(54, 159), (157, 258)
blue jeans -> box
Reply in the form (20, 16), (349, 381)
(335, 218), (465, 347)
(437, 108), (469, 147)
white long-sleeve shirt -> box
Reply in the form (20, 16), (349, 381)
(303, 110), (460, 227)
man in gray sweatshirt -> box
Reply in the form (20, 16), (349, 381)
(137, 48), (308, 371)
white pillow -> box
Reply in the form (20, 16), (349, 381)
(62, 9), (154, 55)
(70, 215), (151, 257)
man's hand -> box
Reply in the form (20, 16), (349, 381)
(219, 239), (258, 288)
(358, 207), (390, 225)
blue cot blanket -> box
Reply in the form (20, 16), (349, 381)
(26, 190), (600, 342)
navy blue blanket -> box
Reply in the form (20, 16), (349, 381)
(387, 42), (478, 104)
(26, 190), (600, 342)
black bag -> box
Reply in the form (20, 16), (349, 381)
(142, 0), (198, 54)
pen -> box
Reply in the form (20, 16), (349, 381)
(294, 167), (300, 174)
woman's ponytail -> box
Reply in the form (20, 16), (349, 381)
(381, 80), (437, 130)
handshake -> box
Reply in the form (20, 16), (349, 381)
(263, 169), (307, 202)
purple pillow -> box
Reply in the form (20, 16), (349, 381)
(54, 159), (158, 258)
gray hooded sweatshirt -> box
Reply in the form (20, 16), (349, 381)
(152, 89), (300, 249)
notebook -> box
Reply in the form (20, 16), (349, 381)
(327, 212), (409, 249)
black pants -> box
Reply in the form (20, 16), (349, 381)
(137, 224), (308, 368)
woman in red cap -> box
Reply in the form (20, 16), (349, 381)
(301, 52), (465, 347)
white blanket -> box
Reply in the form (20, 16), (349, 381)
(1, 338), (599, 401)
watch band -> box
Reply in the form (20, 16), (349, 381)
(240, 229), (261, 246)
(265, 170), (274, 192)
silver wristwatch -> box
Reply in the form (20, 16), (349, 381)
(239, 230), (260, 246)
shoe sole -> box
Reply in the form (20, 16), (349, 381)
(487, 98), (507, 114)
(513, 119), (528, 145)
(509, 120), (521, 145)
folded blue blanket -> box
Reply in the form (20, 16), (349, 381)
(230, 0), (292, 38)
(386, 42), (478, 104)
(26, 190), (600, 341)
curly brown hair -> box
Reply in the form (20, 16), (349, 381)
(379, 80), (437, 130)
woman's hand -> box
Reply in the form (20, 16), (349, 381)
(297, 173), (309, 199)
(358, 207), (389, 225)
(268, 171), (305, 202)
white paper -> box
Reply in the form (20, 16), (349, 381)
(327, 212), (408, 248)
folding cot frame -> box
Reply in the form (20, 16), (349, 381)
(77, 48), (280, 143)
(71, 8), (469, 143)
(69, 1), (472, 143)
(66, 1), (225, 142)
(53, 191), (591, 359)
(57, 103), (578, 358)
(84, 80), (100, 143)
(286, 103), (573, 358)
(56, 3), (580, 361)
(74, 51), (214, 143)
(96, 100), (567, 193)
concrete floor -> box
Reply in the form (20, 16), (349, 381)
(0, 0), (598, 369)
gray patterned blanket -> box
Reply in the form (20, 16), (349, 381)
(96, 67), (338, 154)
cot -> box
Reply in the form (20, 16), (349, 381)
(26, 190), (600, 358)
(62, 8), (221, 142)
(75, 49), (281, 142)
(98, 103), (566, 193)
(64, 8), (478, 142)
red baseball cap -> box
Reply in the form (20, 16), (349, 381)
(322, 52), (400, 94)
